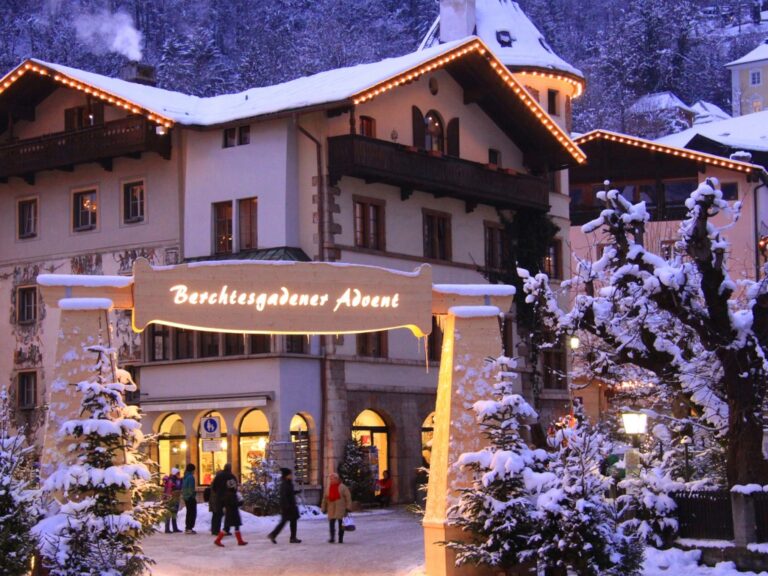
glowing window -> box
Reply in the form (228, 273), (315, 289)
(239, 410), (269, 480)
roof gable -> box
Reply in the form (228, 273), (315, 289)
(726, 39), (768, 67)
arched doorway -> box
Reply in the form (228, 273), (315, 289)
(421, 412), (435, 467)
(291, 414), (311, 485)
(198, 411), (227, 485)
(351, 409), (389, 480)
(239, 409), (270, 480)
(158, 413), (187, 478)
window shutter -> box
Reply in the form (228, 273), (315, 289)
(412, 106), (424, 147)
(446, 118), (460, 157)
(91, 100), (104, 125)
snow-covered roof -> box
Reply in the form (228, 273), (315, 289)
(627, 92), (694, 115)
(726, 38), (768, 67)
(691, 100), (731, 125)
(655, 110), (768, 152)
(419, 0), (583, 80)
(575, 129), (765, 174)
(26, 39), (475, 126)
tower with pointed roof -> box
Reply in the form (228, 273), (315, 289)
(420, 0), (584, 134)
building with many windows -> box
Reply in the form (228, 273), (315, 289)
(0, 9), (585, 502)
(727, 38), (768, 116)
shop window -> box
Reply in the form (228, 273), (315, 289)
(72, 189), (98, 231)
(351, 409), (388, 480)
(428, 316), (444, 362)
(149, 324), (170, 361)
(547, 89), (559, 115)
(199, 332), (220, 358)
(359, 115), (376, 138)
(213, 201), (233, 254)
(17, 371), (36, 410)
(542, 339), (567, 390)
(174, 328), (194, 360)
(421, 412), (435, 467)
(291, 414), (310, 485)
(356, 331), (387, 358)
(239, 410), (269, 480)
(238, 197), (258, 251)
(122, 180), (145, 224)
(224, 333), (245, 356)
(199, 411), (227, 484)
(17, 198), (38, 239)
(238, 125), (250, 146)
(158, 414), (187, 479)
(484, 222), (506, 271)
(423, 209), (452, 261)
(16, 286), (37, 324)
(285, 335), (307, 354)
(250, 334), (271, 354)
(542, 240), (563, 280)
(354, 197), (385, 250)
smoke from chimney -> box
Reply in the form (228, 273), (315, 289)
(439, 0), (477, 43)
(74, 8), (143, 61)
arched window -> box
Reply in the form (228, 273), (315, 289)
(421, 412), (435, 467)
(198, 411), (228, 485)
(424, 110), (444, 153)
(158, 414), (187, 478)
(239, 409), (269, 480)
(351, 409), (389, 480)
(291, 414), (310, 485)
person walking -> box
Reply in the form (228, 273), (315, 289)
(376, 470), (393, 508)
(212, 463), (248, 547)
(181, 463), (197, 534)
(321, 473), (352, 544)
(162, 467), (182, 534)
(267, 468), (302, 544)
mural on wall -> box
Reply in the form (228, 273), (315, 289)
(70, 253), (103, 276)
(114, 310), (142, 363)
(8, 263), (52, 370)
(113, 247), (157, 275)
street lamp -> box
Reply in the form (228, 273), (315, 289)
(621, 411), (648, 476)
(680, 435), (692, 482)
(569, 335), (581, 350)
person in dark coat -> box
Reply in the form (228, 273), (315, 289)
(181, 463), (197, 534)
(267, 468), (301, 543)
(212, 463), (248, 547)
(162, 468), (182, 533)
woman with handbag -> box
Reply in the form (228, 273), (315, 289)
(321, 473), (352, 544)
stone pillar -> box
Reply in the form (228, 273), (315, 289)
(40, 306), (113, 479)
(323, 358), (349, 481)
(270, 440), (297, 472)
(732, 492), (758, 547)
(423, 306), (504, 576)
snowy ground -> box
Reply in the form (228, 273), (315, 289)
(145, 506), (425, 576)
(146, 507), (767, 576)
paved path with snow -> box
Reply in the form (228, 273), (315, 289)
(145, 507), (424, 576)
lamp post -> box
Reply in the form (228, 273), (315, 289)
(680, 435), (692, 482)
(621, 411), (648, 476)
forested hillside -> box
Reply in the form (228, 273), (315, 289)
(1, 0), (766, 133)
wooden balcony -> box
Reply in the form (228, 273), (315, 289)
(0, 116), (171, 183)
(328, 134), (548, 211)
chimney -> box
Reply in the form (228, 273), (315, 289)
(119, 62), (157, 86)
(439, 0), (476, 43)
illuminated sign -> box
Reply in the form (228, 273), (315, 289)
(131, 258), (432, 337)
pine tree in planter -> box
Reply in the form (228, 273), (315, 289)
(338, 439), (375, 503)
(0, 390), (37, 576)
(531, 422), (643, 576)
(241, 455), (282, 516)
(446, 363), (549, 570)
(34, 345), (161, 576)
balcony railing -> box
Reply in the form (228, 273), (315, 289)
(328, 134), (548, 210)
(0, 116), (171, 181)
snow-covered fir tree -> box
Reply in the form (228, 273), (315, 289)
(0, 390), (37, 576)
(34, 344), (161, 576)
(531, 422), (643, 576)
(338, 438), (375, 502)
(447, 357), (549, 569)
(241, 453), (282, 516)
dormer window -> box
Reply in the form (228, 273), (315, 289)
(496, 30), (515, 47)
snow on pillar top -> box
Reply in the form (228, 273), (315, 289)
(439, 0), (476, 43)
(58, 298), (114, 311)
